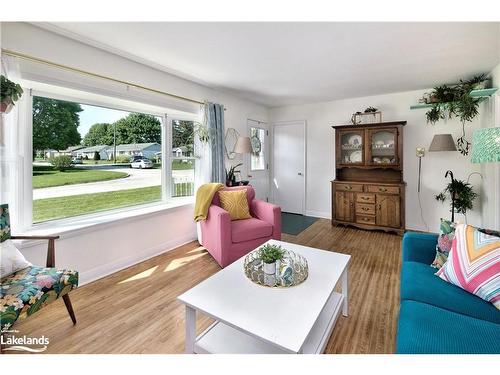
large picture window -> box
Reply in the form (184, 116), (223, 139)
(31, 95), (193, 224)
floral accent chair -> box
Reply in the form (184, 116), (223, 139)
(0, 204), (79, 334)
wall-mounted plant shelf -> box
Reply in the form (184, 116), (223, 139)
(410, 87), (498, 110)
(469, 88), (498, 97)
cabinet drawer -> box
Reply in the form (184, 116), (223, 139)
(356, 203), (375, 215)
(366, 185), (400, 194)
(356, 193), (375, 204)
(335, 183), (363, 192)
(356, 215), (376, 225)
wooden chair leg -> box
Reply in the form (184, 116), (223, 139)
(62, 295), (77, 324)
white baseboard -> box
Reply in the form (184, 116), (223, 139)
(405, 222), (431, 233)
(305, 210), (331, 219)
(78, 234), (197, 286)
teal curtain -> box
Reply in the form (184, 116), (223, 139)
(206, 103), (225, 183)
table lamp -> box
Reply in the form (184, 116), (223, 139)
(471, 127), (500, 163)
(234, 136), (252, 154)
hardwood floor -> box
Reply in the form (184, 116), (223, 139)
(12, 219), (403, 354)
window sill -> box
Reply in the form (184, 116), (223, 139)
(16, 198), (195, 247)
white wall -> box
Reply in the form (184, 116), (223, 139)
(1, 22), (269, 284)
(270, 86), (498, 231)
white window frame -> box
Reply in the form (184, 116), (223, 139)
(19, 89), (199, 230)
(169, 118), (197, 199)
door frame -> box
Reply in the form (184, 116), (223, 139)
(270, 120), (307, 215)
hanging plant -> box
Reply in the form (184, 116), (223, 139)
(1, 75), (24, 114)
(425, 74), (489, 155)
(193, 122), (211, 144)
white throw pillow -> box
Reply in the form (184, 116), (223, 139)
(0, 239), (32, 279)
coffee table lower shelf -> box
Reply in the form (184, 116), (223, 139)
(193, 292), (344, 354)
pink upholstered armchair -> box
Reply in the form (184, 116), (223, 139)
(200, 186), (281, 268)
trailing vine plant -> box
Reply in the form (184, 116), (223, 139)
(425, 74), (489, 155)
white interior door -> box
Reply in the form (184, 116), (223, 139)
(246, 119), (270, 201)
(272, 121), (306, 214)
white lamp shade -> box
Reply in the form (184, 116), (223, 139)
(234, 136), (252, 154)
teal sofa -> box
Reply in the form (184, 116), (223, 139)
(397, 232), (500, 354)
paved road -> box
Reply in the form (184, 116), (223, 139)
(33, 168), (162, 200)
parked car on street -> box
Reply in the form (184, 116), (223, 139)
(71, 158), (83, 165)
(130, 155), (144, 162)
(130, 157), (153, 169)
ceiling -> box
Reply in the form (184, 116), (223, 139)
(38, 22), (500, 107)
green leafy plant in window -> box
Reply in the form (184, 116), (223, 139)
(1, 75), (24, 113)
(193, 122), (211, 144)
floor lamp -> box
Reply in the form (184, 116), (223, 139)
(429, 134), (458, 221)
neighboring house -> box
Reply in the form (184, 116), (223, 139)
(76, 145), (110, 160)
(44, 149), (58, 159)
(107, 143), (161, 160)
(58, 145), (85, 157)
(173, 147), (183, 157)
(172, 146), (193, 157)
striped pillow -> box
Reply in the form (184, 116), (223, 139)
(436, 224), (500, 309)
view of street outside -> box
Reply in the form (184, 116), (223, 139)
(32, 96), (195, 223)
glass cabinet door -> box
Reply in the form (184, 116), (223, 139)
(368, 128), (398, 165)
(339, 130), (364, 165)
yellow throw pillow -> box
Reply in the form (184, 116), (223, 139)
(218, 190), (252, 221)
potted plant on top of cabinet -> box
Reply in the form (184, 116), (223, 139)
(1, 75), (24, 114)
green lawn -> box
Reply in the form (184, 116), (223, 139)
(172, 159), (194, 170)
(33, 185), (162, 222)
(33, 166), (128, 189)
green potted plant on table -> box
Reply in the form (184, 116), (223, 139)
(258, 243), (285, 275)
(225, 163), (242, 187)
(1, 75), (24, 114)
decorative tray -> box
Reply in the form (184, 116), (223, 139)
(243, 249), (309, 288)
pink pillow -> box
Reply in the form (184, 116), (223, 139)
(436, 224), (500, 309)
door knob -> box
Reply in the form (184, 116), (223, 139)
(298, 172), (303, 176)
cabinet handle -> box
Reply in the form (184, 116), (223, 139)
(362, 207), (368, 211)
(361, 197), (370, 200)
(345, 186), (352, 190)
(379, 187), (387, 192)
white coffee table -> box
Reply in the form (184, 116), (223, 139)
(177, 239), (350, 354)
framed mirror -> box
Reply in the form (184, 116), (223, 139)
(225, 128), (239, 159)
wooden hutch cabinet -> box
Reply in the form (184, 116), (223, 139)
(331, 121), (406, 235)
